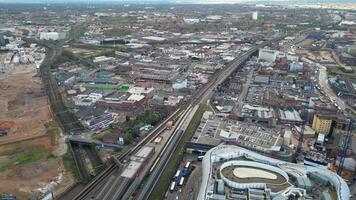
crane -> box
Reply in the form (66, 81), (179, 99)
(337, 119), (353, 175)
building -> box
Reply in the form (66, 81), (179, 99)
(198, 145), (350, 200)
(258, 49), (279, 63)
(73, 93), (103, 107)
(312, 114), (332, 135)
(121, 146), (155, 179)
(329, 77), (355, 100)
(39, 32), (59, 40)
(289, 62), (304, 72)
(252, 12), (258, 20)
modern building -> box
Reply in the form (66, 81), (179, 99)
(258, 49), (279, 63)
(39, 32), (59, 40)
(312, 114), (332, 135)
(198, 145), (350, 200)
(289, 62), (304, 72)
(252, 12), (258, 20)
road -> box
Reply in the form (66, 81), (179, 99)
(135, 36), (284, 200)
(72, 34), (284, 200)
(316, 63), (353, 112)
(235, 69), (254, 114)
(166, 163), (202, 200)
(136, 105), (198, 200)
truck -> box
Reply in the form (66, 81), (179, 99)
(170, 181), (176, 192)
(182, 162), (191, 177)
(178, 177), (185, 186)
(0, 131), (7, 137)
(173, 170), (181, 181)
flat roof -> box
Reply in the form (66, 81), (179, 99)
(135, 146), (154, 158)
(121, 160), (142, 179)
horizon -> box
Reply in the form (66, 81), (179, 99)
(1, 0), (356, 4)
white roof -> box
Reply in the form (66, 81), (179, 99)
(127, 94), (145, 102)
(121, 161), (142, 179)
(198, 145), (350, 200)
(128, 87), (154, 95)
(135, 146), (154, 158)
(142, 36), (166, 41)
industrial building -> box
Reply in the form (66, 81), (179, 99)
(198, 145), (350, 200)
(258, 49), (279, 63)
(39, 32), (59, 40)
(188, 112), (293, 161)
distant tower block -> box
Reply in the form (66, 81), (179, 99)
(252, 12), (258, 20)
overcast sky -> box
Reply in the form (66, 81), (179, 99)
(0, 0), (352, 4)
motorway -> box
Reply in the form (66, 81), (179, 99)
(71, 34), (283, 200)
(166, 163), (202, 200)
(135, 36), (284, 200)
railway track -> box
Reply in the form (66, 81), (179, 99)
(72, 107), (187, 200)
(73, 35), (284, 200)
(25, 38), (84, 133)
(73, 47), (257, 200)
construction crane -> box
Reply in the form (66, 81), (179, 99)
(337, 119), (353, 175)
(296, 99), (311, 158)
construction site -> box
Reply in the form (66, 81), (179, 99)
(0, 47), (75, 199)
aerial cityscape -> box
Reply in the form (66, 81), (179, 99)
(0, 1), (355, 200)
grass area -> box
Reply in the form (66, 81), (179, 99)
(62, 147), (83, 183)
(45, 120), (60, 146)
(52, 50), (78, 67)
(148, 104), (211, 200)
(123, 111), (167, 144)
(0, 144), (52, 172)
(327, 66), (356, 82)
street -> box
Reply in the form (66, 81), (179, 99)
(316, 63), (353, 112)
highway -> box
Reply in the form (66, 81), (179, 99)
(72, 34), (283, 200)
(134, 36), (284, 200)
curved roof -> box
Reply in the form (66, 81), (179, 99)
(198, 145), (350, 200)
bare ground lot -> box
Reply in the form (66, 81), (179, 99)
(0, 136), (74, 199)
(0, 63), (51, 145)
(0, 62), (74, 198)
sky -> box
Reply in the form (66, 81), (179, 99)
(0, 0), (354, 4)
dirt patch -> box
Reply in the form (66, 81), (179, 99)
(0, 136), (74, 198)
(0, 157), (74, 199)
(0, 63), (51, 145)
(0, 54), (74, 198)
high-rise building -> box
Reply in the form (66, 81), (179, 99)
(312, 114), (333, 134)
(252, 11), (258, 20)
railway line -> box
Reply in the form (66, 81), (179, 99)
(23, 37), (84, 133)
(33, 40), (84, 133)
(137, 36), (284, 200)
(72, 106), (188, 200)
(72, 35), (283, 200)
